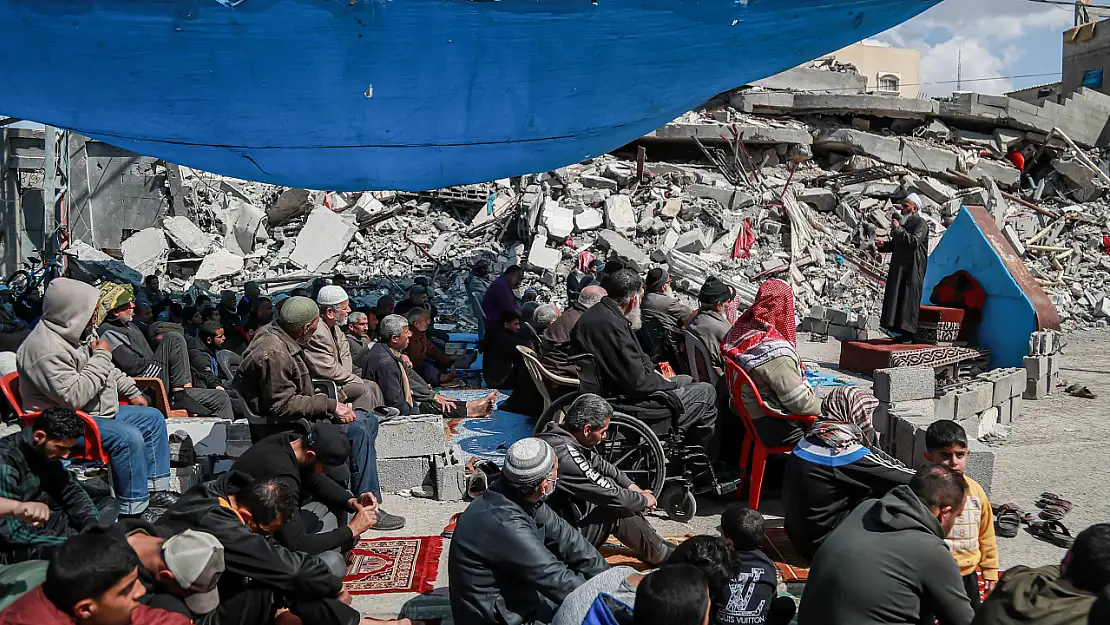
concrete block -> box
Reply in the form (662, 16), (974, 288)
(166, 418), (231, 457)
(872, 367), (936, 403)
(163, 216), (215, 256)
(933, 390), (955, 421)
(1009, 369), (1026, 398)
(527, 236), (561, 273)
(580, 174), (618, 191)
(604, 194), (638, 236)
(890, 412), (934, 469)
(887, 399), (935, 420)
(121, 227), (170, 277)
(797, 188), (837, 212)
(996, 398), (1011, 424)
(973, 406), (999, 439)
(1008, 395), (1023, 422)
(687, 184), (756, 211)
(574, 207), (604, 232)
(170, 465), (202, 494)
(873, 403), (893, 451)
(829, 309), (851, 326)
(378, 457), (433, 493)
(1023, 356), (1049, 380)
(596, 229), (650, 272)
(541, 200), (575, 239)
(290, 207), (357, 274)
(976, 368), (1018, 407)
(1048, 354), (1061, 382)
(1024, 375), (1050, 400)
(434, 444), (466, 502)
(966, 439), (995, 498)
(969, 159), (1021, 189)
(808, 305), (827, 320)
(376, 416), (446, 459)
(675, 228), (712, 254)
(954, 383), (992, 420)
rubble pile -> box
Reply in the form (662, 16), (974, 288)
(97, 86), (1110, 333)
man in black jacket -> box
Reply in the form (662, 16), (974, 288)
(0, 408), (107, 563)
(158, 471), (357, 625)
(187, 321), (230, 389)
(99, 288), (232, 419)
(539, 285), (606, 380)
(536, 394), (672, 566)
(449, 438), (608, 625)
(798, 464), (974, 625)
(570, 269), (717, 455)
(231, 422), (381, 554)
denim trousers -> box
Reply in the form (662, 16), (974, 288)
(94, 405), (171, 515)
(341, 411), (382, 501)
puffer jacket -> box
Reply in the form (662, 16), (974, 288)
(448, 480), (608, 625)
(15, 278), (141, 418)
(234, 322), (336, 422)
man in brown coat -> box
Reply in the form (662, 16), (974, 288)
(304, 286), (383, 412)
(234, 296), (404, 529)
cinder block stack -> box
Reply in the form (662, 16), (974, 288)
(872, 366), (936, 469)
(798, 306), (882, 341)
(1024, 330), (1062, 399)
(375, 415), (464, 501)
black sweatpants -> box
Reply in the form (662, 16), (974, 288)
(578, 509), (670, 566)
(151, 331), (233, 419)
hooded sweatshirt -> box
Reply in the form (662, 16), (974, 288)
(15, 278), (141, 418)
(798, 485), (974, 625)
(971, 565), (1095, 625)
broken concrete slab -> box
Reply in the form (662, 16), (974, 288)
(969, 159), (1021, 189)
(660, 198), (683, 219)
(574, 207), (604, 232)
(791, 94), (940, 119)
(648, 122), (812, 146)
(687, 184), (755, 212)
(527, 235), (561, 273)
(222, 198), (268, 256)
(268, 188), (313, 226)
(121, 228), (169, 277)
(289, 206), (357, 273)
(595, 229), (649, 272)
(580, 175), (618, 191)
(162, 216), (215, 256)
(604, 194), (638, 236)
(195, 248), (245, 282)
(797, 188), (837, 212)
(541, 201), (575, 240)
(675, 228), (712, 254)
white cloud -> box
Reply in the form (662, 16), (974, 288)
(873, 0), (1073, 95)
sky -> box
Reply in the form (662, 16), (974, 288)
(870, 0), (1075, 95)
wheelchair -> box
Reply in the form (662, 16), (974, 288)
(533, 354), (739, 522)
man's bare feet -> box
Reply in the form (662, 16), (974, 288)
(465, 392), (498, 417)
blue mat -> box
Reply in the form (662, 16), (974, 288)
(451, 409), (533, 465)
(805, 370), (857, 389)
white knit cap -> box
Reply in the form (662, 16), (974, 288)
(502, 438), (556, 485)
(316, 285), (349, 306)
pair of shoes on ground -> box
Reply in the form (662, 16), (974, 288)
(994, 494), (1076, 547)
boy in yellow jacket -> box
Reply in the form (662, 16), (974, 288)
(924, 419), (998, 609)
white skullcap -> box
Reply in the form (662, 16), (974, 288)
(316, 285), (349, 307)
(502, 438), (556, 485)
(904, 193), (924, 211)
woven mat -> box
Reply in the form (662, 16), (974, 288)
(343, 536), (443, 595)
(601, 529), (810, 583)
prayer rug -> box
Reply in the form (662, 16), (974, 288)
(600, 536), (688, 571)
(343, 536), (443, 595)
(762, 527), (809, 583)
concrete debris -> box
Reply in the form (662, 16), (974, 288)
(604, 194), (638, 236)
(289, 207), (357, 273)
(121, 228), (170, 277)
(162, 216), (215, 256)
(195, 248), (244, 282)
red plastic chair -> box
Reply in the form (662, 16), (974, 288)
(0, 372), (110, 464)
(724, 359), (817, 510)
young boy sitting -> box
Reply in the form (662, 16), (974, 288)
(717, 504), (796, 625)
(923, 420), (998, 608)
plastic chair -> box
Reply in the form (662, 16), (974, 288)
(127, 377), (188, 418)
(724, 359), (817, 510)
(0, 372), (110, 464)
(684, 330), (719, 386)
(516, 345), (579, 411)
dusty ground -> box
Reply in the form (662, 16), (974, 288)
(353, 329), (1110, 620)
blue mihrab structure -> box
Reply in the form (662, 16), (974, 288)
(0, 0), (938, 191)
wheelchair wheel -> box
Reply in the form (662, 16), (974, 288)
(661, 485), (697, 523)
(533, 392), (581, 435)
(598, 413), (666, 495)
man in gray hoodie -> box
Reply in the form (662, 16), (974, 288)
(798, 463), (974, 625)
(16, 278), (177, 518)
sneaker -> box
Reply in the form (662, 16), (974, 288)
(149, 491), (180, 508)
(373, 509), (406, 531)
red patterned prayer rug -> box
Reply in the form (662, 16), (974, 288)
(343, 536), (444, 595)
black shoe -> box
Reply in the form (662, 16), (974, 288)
(373, 509), (406, 531)
(121, 506), (166, 523)
(149, 491), (180, 508)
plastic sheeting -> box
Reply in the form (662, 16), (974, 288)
(0, 0), (938, 190)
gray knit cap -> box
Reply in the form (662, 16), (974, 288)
(502, 438), (556, 485)
(279, 296), (319, 327)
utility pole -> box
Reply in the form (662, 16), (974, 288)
(956, 49), (963, 92)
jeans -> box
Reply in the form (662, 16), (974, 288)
(340, 410), (382, 501)
(95, 405), (171, 515)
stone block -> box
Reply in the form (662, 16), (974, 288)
(170, 465), (201, 494)
(580, 174), (618, 191)
(675, 228), (712, 254)
(604, 195), (638, 236)
(934, 390), (955, 421)
(687, 184), (756, 211)
(596, 229), (650, 272)
(290, 207), (357, 274)
(378, 457), (433, 494)
(797, 188), (837, 212)
(376, 416), (446, 459)
(872, 367), (936, 403)
(574, 207), (604, 232)
(434, 444), (467, 502)
(166, 418), (231, 457)
(887, 399), (935, 420)
(1023, 355), (1049, 379)
(954, 383), (992, 420)
(1024, 375), (1050, 400)
(541, 201), (575, 239)
(966, 439), (995, 498)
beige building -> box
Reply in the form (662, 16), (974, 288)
(813, 41), (922, 98)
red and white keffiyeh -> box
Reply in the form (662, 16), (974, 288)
(722, 278), (798, 371)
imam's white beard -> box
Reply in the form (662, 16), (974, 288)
(626, 301), (643, 331)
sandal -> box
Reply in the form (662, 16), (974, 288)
(1029, 520), (1075, 548)
(1039, 504), (1069, 521)
(1036, 495), (1074, 512)
(993, 503), (1034, 524)
(995, 509), (1021, 538)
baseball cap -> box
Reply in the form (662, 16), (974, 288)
(162, 530), (224, 614)
(306, 422), (351, 467)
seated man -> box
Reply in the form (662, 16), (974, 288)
(536, 394), (671, 566)
(232, 421), (398, 550)
(343, 312), (373, 372)
(972, 523), (1110, 625)
(404, 308), (455, 386)
(481, 311), (528, 390)
(640, 268), (692, 331)
(373, 295), (396, 321)
(0, 408), (106, 563)
(394, 285), (437, 322)
(798, 464), (974, 625)
(531, 304), (561, 335)
(304, 286), (383, 412)
(97, 285), (233, 420)
(540, 286), (606, 380)
(157, 473), (361, 625)
(0, 533), (191, 625)
(449, 438), (608, 625)
(571, 270), (717, 456)
(16, 278), (176, 519)
(234, 296), (404, 529)
(361, 315), (494, 418)
(685, 277), (735, 378)
(186, 322), (231, 389)
(722, 279), (819, 448)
